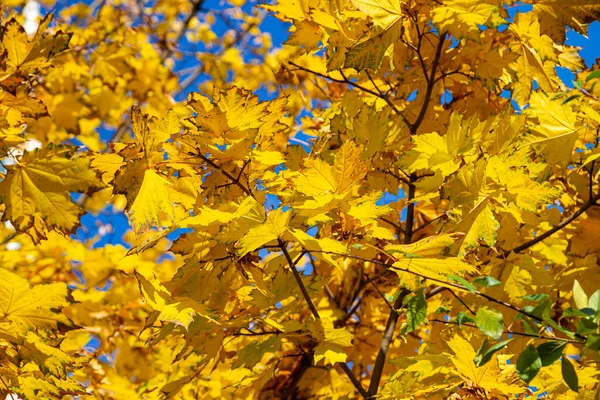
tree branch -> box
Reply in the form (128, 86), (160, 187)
(410, 32), (447, 135)
(368, 175), (416, 397)
(505, 194), (598, 256)
(277, 239), (368, 398)
(288, 61), (411, 128)
(429, 319), (583, 344)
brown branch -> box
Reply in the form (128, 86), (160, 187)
(364, 273), (395, 312)
(505, 194), (598, 256)
(302, 248), (585, 341)
(277, 240), (368, 398)
(368, 174), (416, 397)
(410, 31), (447, 135)
(338, 363), (370, 398)
(161, 0), (205, 62)
(279, 242), (319, 319)
(196, 153), (254, 198)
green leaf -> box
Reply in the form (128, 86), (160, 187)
(562, 308), (595, 318)
(474, 337), (513, 367)
(573, 280), (589, 310)
(404, 290), (427, 334)
(561, 94), (581, 105)
(585, 334), (600, 350)
(448, 274), (477, 293)
(584, 70), (600, 83)
(561, 356), (579, 393)
(473, 276), (502, 288)
(577, 318), (597, 335)
(475, 307), (504, 340)
(522, 293), (549, 302)
(537, 341), (567, 366)
(456, 311), (475, 327)
(435, 305), (450, 314)
(516, 344), (542, 384)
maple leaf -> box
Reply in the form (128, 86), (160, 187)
(0, 146), (101, 241)
(237, 208), (291, 255)
(128, 169), (176, 232)
(446, 334), (522, 395)
(310, 317), (354, 365)
(432, 0), (504, 39)
(351, 0), (403, 29)
(135, 271), (218, 329)
(0, 14), (72, 84)
(0, 268), (69, 334)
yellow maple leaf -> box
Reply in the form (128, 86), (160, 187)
(0, 147), (101, 240)
(522, 92), (579, 168)
(0, 14), (71, 82)
(237, 208), (291, 255)
(310, 317), (353, 365)
(446, 334), (522, 395)
(128, 169), (175, 232)
(351, 0), (403, 30)
(0, 268), (69, 334)
(432, 0), (503, 38)
(135, 271), (217, 329)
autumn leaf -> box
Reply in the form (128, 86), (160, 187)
(0, 146), (101, 240)
(237, 208), (291, 255)
(0, 268), (69, 334)
(128, 169), (176, 232)
(310, 317), (354, 365)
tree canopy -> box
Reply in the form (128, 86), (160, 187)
(1, 0), (600, 398)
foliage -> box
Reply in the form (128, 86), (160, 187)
(1, 0), (600, 398)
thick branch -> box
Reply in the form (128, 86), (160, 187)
(368, 176), (416, 396)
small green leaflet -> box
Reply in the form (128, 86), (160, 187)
(516, 344), (542, 384)
(448, 274), (476, 293)
(475, 307), (503, 340)
(561, 357), (579, 393)
(474, 337), (513, 367)
(473, 276), (502, 288)
(404, 290), (427, 334)
(537, 341), (566, 366)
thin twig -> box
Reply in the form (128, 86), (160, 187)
(429, 319), (583, 344)
(288, 61), (410, 128)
